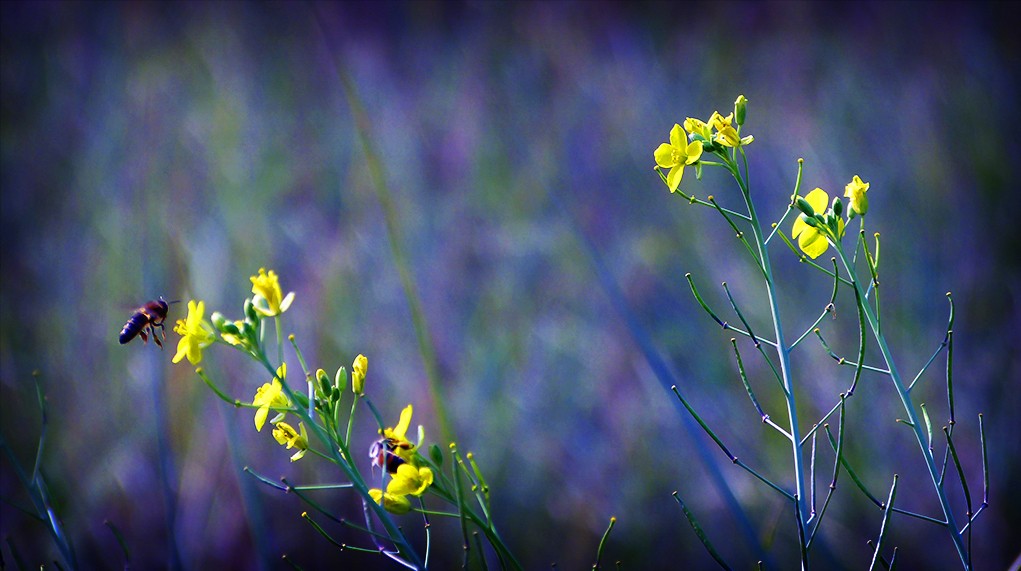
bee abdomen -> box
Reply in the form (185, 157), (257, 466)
(119, 312), (148, 344)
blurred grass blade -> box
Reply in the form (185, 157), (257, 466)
(314, 6), (453, 446)
(104, 520), (131, 569)
(558, 194), (768, 564)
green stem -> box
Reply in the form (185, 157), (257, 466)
(729, 155), (810, 532)
(834, 246), (969, 568)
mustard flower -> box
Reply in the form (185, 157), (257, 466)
(250, 268), (295, 317)
(844, 175), (870, 217)
(387, 463), (434, 497)
(683, 117), (713, 142)
(792, 188), (844, 259)
(655, 124), (703, 193)
(272, 421), (309, 462)
(368, 488), (412, 515)
(171, 300), (216, 365)
(253, 363), (289, 431)
(710, 111), (754, 147)
(352, 353), (367, 395)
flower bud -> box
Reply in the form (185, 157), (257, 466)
(798, 213), (820, 228)
(244, 298), (260, 323)
(796, 197), (816, 217)
(334, 366), (348, 392)
(734, 95), (748, 126)
(221, 320), (241, 336)
(831, 196), (844, 218)
(352, 354), (367, 395)
(211, 311), (228, 331)
(316, 368), (330, 393)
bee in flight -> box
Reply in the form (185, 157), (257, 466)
(119, 297), (175, 349)
(369, 436), (412, 474)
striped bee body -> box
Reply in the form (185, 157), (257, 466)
(120, 297), (170, 349)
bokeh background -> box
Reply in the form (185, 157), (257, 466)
(2, 1), (1018, 569)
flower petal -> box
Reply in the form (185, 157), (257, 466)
(394, 405), (413, 439)
(805, 188), (828, 213)
(255, 406), (269, 431)
(798, 227), (829, 259)
(278, 292), (295, 314)
(172, 337), (189, 364)
(684, 140), (703, 164)
(654, 143), (677, 168)
(668, 123), (684, 148)
(666, 164), (683, 192)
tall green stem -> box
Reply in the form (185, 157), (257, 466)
(730, 159), (810, 541)
(835, 247), (969, 568)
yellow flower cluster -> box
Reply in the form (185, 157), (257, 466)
(791, 175), (871, 259)
(654, 95), (754, 193)
(368, 405), (434, 514)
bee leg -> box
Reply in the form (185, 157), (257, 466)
(140, 329), (149, 344)
(152, 326), (164, 350)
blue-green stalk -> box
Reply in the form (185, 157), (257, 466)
(833, 245), (969, 568)
(726, 149), (811, 534)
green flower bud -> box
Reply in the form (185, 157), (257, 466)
(211, 311), (228, 331)
(734, 95), (748, 126)
(831, 196), (843, 218)
(796, 197), (816, 217)
(334, 366), (348, 392)
(222, 320), (242, 336)
(244, 298), (260, 323)
(798, 213), (820, 228)
(316, 368), (330, 393)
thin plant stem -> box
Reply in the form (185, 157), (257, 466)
(728, 152), (809, 529)
(868, 475), (899, 571)
(671, 386), (794, 501)
(834, 245), (969, 567)
(673, 492), (732, 571)
(593, 517), (616, 570)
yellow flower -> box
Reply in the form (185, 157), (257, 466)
(654, 124), (703, 193)
(683, 117), (713, 142)
(368, 488), (412, 514)
(714, 125), (755, 147)
(709, 111), (753, 147)
(253, 363), (289, 431)
(791, 188), (844, 259)
(249, 268), (295, 317)
(844, 175), (870, 217)
(709, 111), (733, 132)
(352, 354), (367, 395)
(272, 421), (309, 462)
(171, 300), (216, 365)
(387, 463), (434, 497)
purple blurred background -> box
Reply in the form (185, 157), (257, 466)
(2, 1), (1018, 569)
